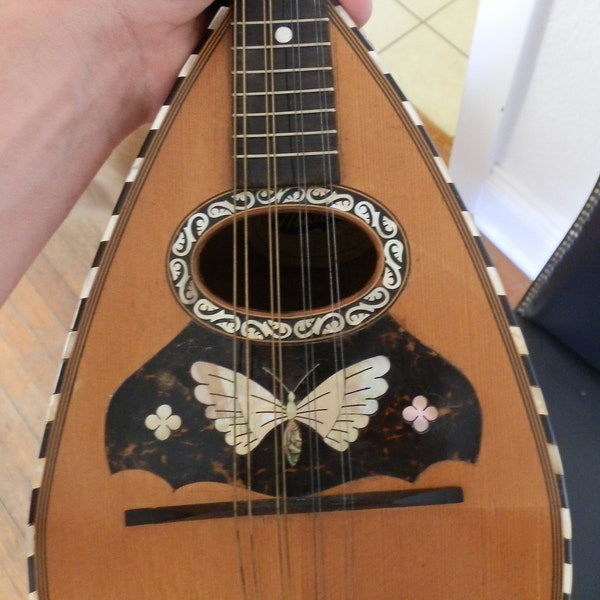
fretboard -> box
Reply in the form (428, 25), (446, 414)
(233, 0), (340, 189)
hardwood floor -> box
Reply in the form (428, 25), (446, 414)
(0, 133), (140, 598)
(0, 125), (531, 597)
(0, 195), (105, 598)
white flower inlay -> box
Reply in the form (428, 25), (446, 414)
(402, 395), (439, 433)
(145, 404), (182, 441)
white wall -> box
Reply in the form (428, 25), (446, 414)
(450, 0), (600, 279)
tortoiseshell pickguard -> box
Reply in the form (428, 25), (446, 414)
(106, 314), (481, 497)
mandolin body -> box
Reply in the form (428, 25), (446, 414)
(32, 5), (568, 598)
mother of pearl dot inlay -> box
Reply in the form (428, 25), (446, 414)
(275, 26), (293, 44)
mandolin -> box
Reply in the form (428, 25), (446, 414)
(30, 1), (571, 598)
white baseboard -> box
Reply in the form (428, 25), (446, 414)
(472, 167), (564, 280)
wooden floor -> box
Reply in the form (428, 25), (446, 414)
(0, 125), (531, 598)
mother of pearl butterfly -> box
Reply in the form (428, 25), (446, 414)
(191, 356), (391, 466)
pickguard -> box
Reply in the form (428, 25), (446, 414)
(105, 313), (481, 496)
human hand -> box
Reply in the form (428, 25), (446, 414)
(0, 0), (372, 304)
(101, 0), (373, 124)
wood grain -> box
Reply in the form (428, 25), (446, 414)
(0, 135), (143, 598)
(0, 22), (534, 600)
(33, 12), (562, 599)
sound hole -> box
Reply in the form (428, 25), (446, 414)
(197, 209), (378, 314)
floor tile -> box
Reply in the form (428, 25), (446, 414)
(362, 0), (420, 51)
(380, 25), (468, 135)
(427, 0), (480, 55)
(397, 0), (454, 20)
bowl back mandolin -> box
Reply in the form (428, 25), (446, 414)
(31, 1), (571, 598)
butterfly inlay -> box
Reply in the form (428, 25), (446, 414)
(191, 356), (391, 465)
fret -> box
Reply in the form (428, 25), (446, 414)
(238, 70), (333, 95)
(237, 1), (327, 23)
(233, 108), (335, 118)
(236, 88), (335, 97)
(237, 151), (338, 159)
(237, 98), (335, 116)
(237, 112), (336, 137)
(237, 138), (338, 158)
(236, 129), (337, 155)
(237, 66), (333, 75)
(238, 47), (332, 70)
(237, 108), (335, 118)
(240, 42), (331, 50)
(236, 89), (335, 114)
(238, 128), (337, 146)
(235, 130), (338, 139)
(239, 18), (330, 25)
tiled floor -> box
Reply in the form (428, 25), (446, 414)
(362, 0), (480, 136)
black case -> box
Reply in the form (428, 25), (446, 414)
(519, 176), (600, 371)
(518, 174), (600, 597)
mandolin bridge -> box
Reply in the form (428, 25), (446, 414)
(124, 487), (463, 526)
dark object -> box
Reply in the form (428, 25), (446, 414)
(518, 317), (600, 599)
(519, 177), (600, 371)
(518, 175), (600, 598)
(106, 315), (481, 495)
(125, 487), (464, 526)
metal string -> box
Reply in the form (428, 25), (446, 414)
(234, 0), (356, 596)
(261, 0), (294, 595)
(312, 2), (355, 597)
(287, 0), (353, 596)
(234, 0), (264, 596)
(231, 2), (250, 597)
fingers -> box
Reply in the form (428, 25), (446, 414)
(186, 0), (372, 28)
(338, 0), (372, 27)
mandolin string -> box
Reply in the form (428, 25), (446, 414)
(314, 2), (356, 596)
(316, 24), (355, 595)
(296, 0), (339, 593)
(263, 0), (294, 593)
(294, 0), (320, 502)
(308, 7), (332, 599)
(231, 0), (251, 597)
(287, 0), (325, 593)
(241, 0), (270, 595)
(316, 5), (343, 597)
(299, 0), (348, 593)
(243, 0), (271, 595)
(262, 3), (318, 597)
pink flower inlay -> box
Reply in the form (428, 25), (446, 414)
(402, 395), (439, 433)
